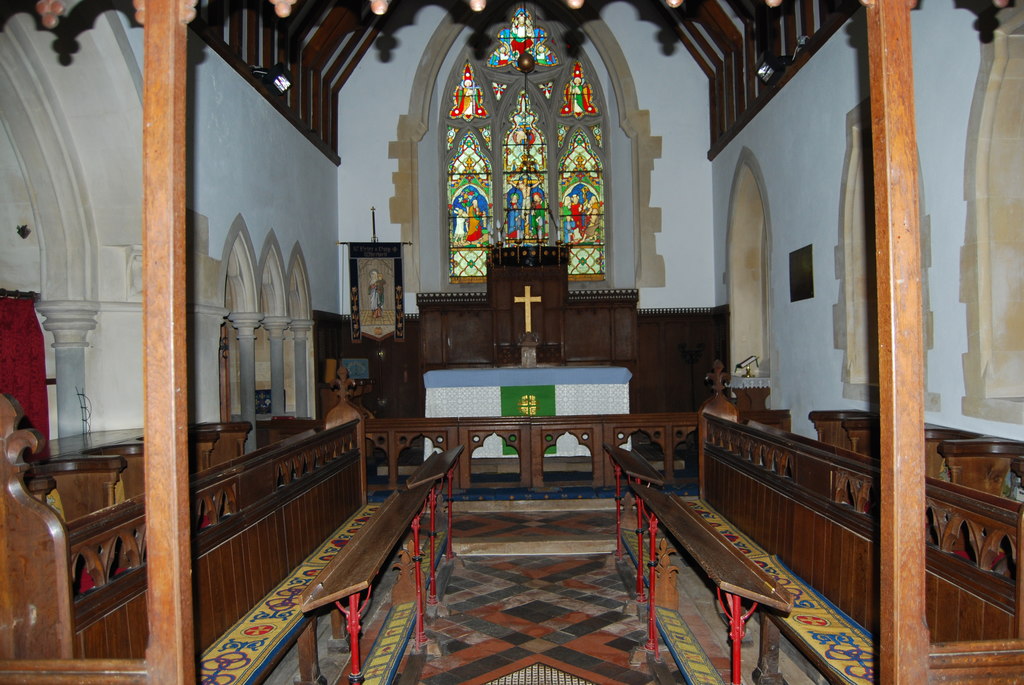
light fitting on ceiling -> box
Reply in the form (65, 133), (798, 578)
(468, 0), (487, 10)
(251, 63), (292, 95)
(666, 0), (683, 6)
(369, 0), (390, 15)
(566, 0), (585, 8)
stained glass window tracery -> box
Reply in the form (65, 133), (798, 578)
(448, 132), (493, 282)
(488, 6), (558, 69)
(444, 5), (607, 283)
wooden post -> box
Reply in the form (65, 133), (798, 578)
(141, 0), (195, 682)
(864, 0), (929, 680)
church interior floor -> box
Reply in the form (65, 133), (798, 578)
(271, 503), (819, 685)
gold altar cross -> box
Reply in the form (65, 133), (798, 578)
(514, 285), (542, 333)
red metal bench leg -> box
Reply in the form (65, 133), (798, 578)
(412, 512), (427, 648)
(613, 462), (623, 560)
(718, 588), (758, 685)
(335, 588), (372, 684)
(446, 469), (455, 559)
(644, 508), (660, 659)
(634, 479), (647, 602)
(428, 486), (439, 606)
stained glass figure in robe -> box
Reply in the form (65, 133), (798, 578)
(488, 7), (558, 69)
(449, 63), (488, 121)
(560, 62), (598, 118)
(503, 91), (548, 244)
(448, 132), (493, 282)
(559, 131), (604, 279)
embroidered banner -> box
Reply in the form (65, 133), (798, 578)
(349, 242), (404, 342)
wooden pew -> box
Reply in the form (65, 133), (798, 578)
(939, 437), (1024, 498)
(701, 398), (1024, 682)
(0, 398), (366, 674)
(190, 421), (250, 471)
(604, 442), (791, 685)
(300, 446), (462, 683)
(28, 455), (126, 521)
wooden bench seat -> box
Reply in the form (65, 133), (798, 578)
(684, 500), (875, 685)
(199, 503), (448, 685)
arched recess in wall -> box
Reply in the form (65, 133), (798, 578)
(962, 7), (1024, 423)
(219, 216), (259, 418)
(726, 150), (770, 375)
(287, 246), (314, 417)
(389, 3), (663, 292)
(835, 105), (877, 401)
(836, 103), (934, 407)
(0, 14), (98, 301)
(257, 232), (288, 416)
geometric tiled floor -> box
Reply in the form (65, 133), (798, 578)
(413, 554), (658, 685)
(449, 509), (619, 541)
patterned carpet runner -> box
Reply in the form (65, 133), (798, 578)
(199, 504), (380, 684)
(687, 500), (876, 685)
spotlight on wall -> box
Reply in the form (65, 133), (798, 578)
(755, 52), (786, 86)
(756, 35), (808, 87)
(251, 63), (292, 95)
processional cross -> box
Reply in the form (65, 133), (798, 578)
(513, 285), (542, 333)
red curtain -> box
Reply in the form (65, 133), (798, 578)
(0, 298), (50, 460)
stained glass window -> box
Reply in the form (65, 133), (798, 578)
(559, 131), (604, 279)
(488, 6), (558, 69)
(503, 91), (547, 242)
(448, 132), (493, 282)
(444, 5), (607, 283)
(559, 62), (598, 118)
(449, 63), (488, 121)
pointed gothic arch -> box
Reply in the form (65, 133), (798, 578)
(257, 231), (288, 317)
(389, 2), (663, 293)
(963, 7), (1024, 423)
(726, 149), (771, 375)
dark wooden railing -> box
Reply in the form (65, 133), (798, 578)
(366, 410), (790, 491)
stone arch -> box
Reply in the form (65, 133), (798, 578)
(726, 149), (771, 375)
(0, 15), (99, 301)
(219, 215), (259, 313)
(390, 3), (663, 292)
(257, 231), (288, 317)
(963, 6), (1024, 423)
(835, 104), (878, 400)
(286, 245), (312, 320)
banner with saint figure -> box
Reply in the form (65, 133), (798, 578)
(348, 242), (404, 342)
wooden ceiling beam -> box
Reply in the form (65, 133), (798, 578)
(303, 6), (361, 71)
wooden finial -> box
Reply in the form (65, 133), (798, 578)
(706, 359), (730, 396)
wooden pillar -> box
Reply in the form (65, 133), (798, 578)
(864, 0), (929, 680)
(141, 0), (195, 682)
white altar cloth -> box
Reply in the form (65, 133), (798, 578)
(423, 366), (631, 418)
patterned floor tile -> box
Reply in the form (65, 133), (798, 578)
(410, 553), (661, 685)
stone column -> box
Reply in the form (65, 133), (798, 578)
(262, 316), (291, 417)
(37, 300), (99, 438)
(228, 311), (263, 451)
(289, 318), (314, 419)
(191, 304), (230, 423)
